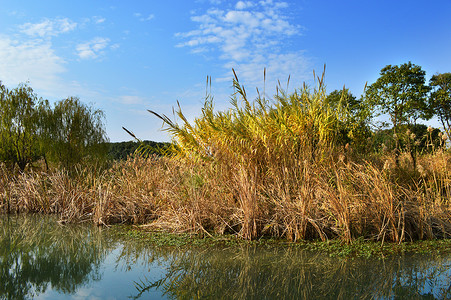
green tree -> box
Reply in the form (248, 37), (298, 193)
(429, 72), (451, 140)
(45, 97), (109, 170)
(34, 98), (53, 169)
(0, 82), (42, 171)
(365, 62), (431, 165)
(325, 88), (359, 113)
(325, 88), (371, 151)
(108, 140), (171, 160)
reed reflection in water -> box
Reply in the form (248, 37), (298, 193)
(122, 242), (451, 299)
(1, 215), (450, 299)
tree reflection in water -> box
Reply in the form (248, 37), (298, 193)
(124, 242), (451, 300)
(0, 215), (111, 300)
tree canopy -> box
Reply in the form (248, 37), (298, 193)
(45, 97), (109, 169)
(325, 88), (371, 149)
(365, 62), (431, 164)
(325, 88), (359, 113)
(0, 82), (42, 170)
(0, 82), (108, 171)
(429, 72), (451, 140)
(365, 62), (431, 128)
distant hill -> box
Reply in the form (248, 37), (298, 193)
(107, 140), (171, 160)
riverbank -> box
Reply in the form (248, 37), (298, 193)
(111, 224), (451, 259)
(1, 151), (451, 244)
(2, 71), (451, 244)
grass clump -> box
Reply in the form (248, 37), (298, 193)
(144, 70), (450, 243)
(149, 71), (346, 241)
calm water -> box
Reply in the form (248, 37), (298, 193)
(0, 215), (450, 300)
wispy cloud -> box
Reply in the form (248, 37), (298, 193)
(92, 16), (106, 24)
(93, 16), (106, 24)
(134, 13), (155, 21)
(0, 36), (66, 91)
(19, 17), (77, 37)
(0, 15), (118, 103)
(76, 37), (110, 59)
(176, 0), (310, 89)
(118, 95), (145, 105)
(235, 1), (254, 10)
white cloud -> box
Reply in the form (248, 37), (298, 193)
(93, 16), (106, 24)
(20, 18), (77, 37)
(235, 1), (254, 10)
(0, 36), (66, 91)
(0, 35), (107, 100)
(134, 13), (155, 21)
(144, 14), (155, 21)
(0, 18), (116, 102)
(76, 37), (110, 59)
(118, 95), (144, 105)
(176, 0), (307, 88)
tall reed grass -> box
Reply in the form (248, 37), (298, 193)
(1, 71), (450, 242)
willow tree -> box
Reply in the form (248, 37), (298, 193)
(365, 62), (430, 166)
(0, 82), (42, 171)
(45, 97), (109, 170)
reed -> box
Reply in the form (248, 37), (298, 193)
(147, 70), (342, 239)
(1, 71), (450, 243)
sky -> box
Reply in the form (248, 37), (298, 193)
(1, 0), (450, 142)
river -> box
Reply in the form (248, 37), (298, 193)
(0, 215), (450, 299)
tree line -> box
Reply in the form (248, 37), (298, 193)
(325, 62), (451, 166)
(1, 61), (450, 171)
(0, 82), (108, 171)
(108, 140), (170, 160)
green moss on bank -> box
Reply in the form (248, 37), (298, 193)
(109, 225), (451, 259)
(296, 238), (451, 258)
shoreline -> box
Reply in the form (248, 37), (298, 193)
(2, 212), (451, 259)
(110, 222), (451, 259)
(2, 152), (451, 244)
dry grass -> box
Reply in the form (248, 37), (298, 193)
(1, 150), (450, 243)
(1, 72), (451, 243)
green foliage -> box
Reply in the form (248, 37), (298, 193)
(365, 62), (431, 164)
(44, 97), (109, 170)
(0, 82), (42, 171)
(371, 124), (441, 154)
(0, 81), (109, 171)
(325, 88), (371, 150)
(429, 72), (451, 139)
(108, 140), (171, 160)
(325, 88), (359, 114)
(365, 62), (431, 126)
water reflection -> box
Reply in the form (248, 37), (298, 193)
(0, 215), (450, 299)
(125, 244), (451, 299)
(0, 215), (111, 300)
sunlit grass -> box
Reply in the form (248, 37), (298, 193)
(1, 70), (450, 243)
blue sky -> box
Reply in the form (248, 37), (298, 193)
(1, 0), (450, 142)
